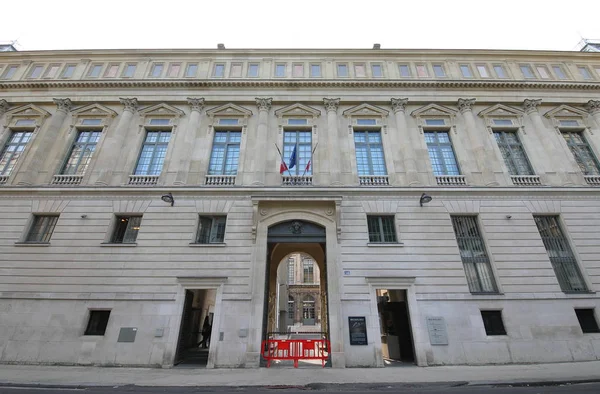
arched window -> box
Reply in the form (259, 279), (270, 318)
(302, 295), (315, 319)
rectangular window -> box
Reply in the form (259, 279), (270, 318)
(416, 64), (428, 77)
(2, 65), (18, 79)
(534, 215), (587, 292)
(208, 130), (241, 175)
(88, 64), (102, 78)
(552, 65), (567, 80)
(185, 63), (198, 77)
(424, 131), (460, 176)
(213, 63), (225, 77)
(476, 65), (489, 78)
(425, 119), (445, 126)
(61, 131), (101, 175)
(536, 65), (550, 79)
(371, 64), (383, 77)
(520, 65), (535, 78)
(44, 64), (60, 79)
(61, 64), (76, 78)
(150, 63), (164, 78)
(357, 119), (376, 126)
(167, 63), (181, 77)
(451, 216), (498, 293)
(460, 64), (473, 78)
(84, 310), (111, 336)
(578, 66), (592, 80)
(353, 130), (387, 176)
(248, 63), (259, 77)
(196, 216), (226, 244)
(104, 64), (119, 78)
(481, 311), (506, 335)
(275, 63), (286, 77)
(310, 64), (321, 77)
(433, 64), (446, 77)
(287, 118), (307, 125)
(230, 63), (242, 78)
(354, 63), (366, 77)
(288, 300), (294, 319)
(112, 215), (142, 244)
(493, 65), (507, 78)
(0, 131), (33, 176)
(81, 119), (102, 126)
(288, 259), (295, 284)
(337, 64), (348, 77)
(575, 309), (600, 333)
(134, 131), (171, 176)
(283, 130), (312, 176)
(123, 64), (136, 78)
(293, 63), (304, 77)
(398, 64), (411, 77)
(29, 65), (43, 79)
(595, 66), (600, 79)
(303, 260), (314, 283)
(367, 215), (397, 243)
(561, 131), (600, 175)
(494, 131), (534, 175)
(25, 215), (59, 243)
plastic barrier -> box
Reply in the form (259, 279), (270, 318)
(261, 338), (329, 368)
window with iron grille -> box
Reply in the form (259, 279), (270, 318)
(354, 131), (387, 176)
(61, 131), (101, 175)
(85, 310), (111, 336)
(451, 216), (498, 293)
(288, 297), (295, 319)
(481, 310), (506, 335)
(0, 131), (33, 176)
(288, 258), (295, 284)
(282, 130), (312, 176)
(208, 131), (240, 175)
(493, 131), (534, 175)
(367, 215), (397, 243)
(111, 215), (142, 244)
(195, 216), (226, 244)
(575, 309), (600, 333)
(533, 216), (587, 292)
(424, 131), (460, 176)
(133, 131), (171, 176)
(561, 132), (600, 175)
(303, 296), (315, 319)
(303, 260), (314, 283)
(25, 215), (59, 243)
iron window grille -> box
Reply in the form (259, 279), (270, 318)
(196, 216), (226, 244)
(112, 216), (142, 244)
(25, 215), (59, 243)
(84, 310), (111, 336)
(133, 131), (171, 176)
(481, 310), (507, 335)
(493, 131), (535, 175)
(451, 216), (498, 293)
(354, 131), (387, 176)
(61, 131), (101, 175)
(575, 309), (600, 333)
(424, 131), (460, 176)
(208, 131), (241, 176)
(0, 131), (33, 176)
(533, 216), (587, 292)
(283, 130), (312, 176)
(303, 260), (314, 283)
(367, 215), (397, 243)
(561, 131), (600, 175)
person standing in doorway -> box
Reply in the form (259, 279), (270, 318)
(198, 316), (212, 349)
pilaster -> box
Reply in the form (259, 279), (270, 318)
(173, 98), (204, 185)
(252, 97), (272, 185)
(323, 98), (342, 185)
(391, 98), (420, 185)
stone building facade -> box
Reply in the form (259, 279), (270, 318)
(1, 47), (600, 368)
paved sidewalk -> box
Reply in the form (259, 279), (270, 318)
(0, 361), (599, 387)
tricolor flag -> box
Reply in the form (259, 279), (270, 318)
(288, 145), (297, 170)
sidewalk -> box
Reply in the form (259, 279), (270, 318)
(1, 361), (600, 388)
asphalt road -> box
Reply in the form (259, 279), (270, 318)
(1, 382), (600, 394)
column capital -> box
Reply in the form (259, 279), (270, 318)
(0, 99), (9, 116)
(522, 99), (542, 114)
(53, 98), (73, 113)
(585, 100), (600, 115)
(255, 97), (272, 112)
(187, 97), (205, 113)
(119, 97), (139, 113)
(391, 98), (408, 113)
(323, 98), (340, 113)
(457, 98), (476, 113)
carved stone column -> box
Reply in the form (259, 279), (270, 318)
(94, 98), (138, 186)
(16, 98), (72, 186)
(252, 97), (272, 185)
(585, 100), (600, 129)
(172, 98), (204, 185)
(324, 98), (341, 185)
(458, 98), (497, 185)
(391, 98), (420, 185)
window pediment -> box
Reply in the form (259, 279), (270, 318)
(71, 103), (118, 118)
(138, 103), (185, 132)
(3, 104), (51, 129)
(478, 104), (525, 133)
(138, 103), (185, 118)
(206, 103), (253, 118)
(478, 104), (524, 118)
(544, 104), (592, 133)
(411, 103), (457, 118)
(411, 104), (457, 134)
(544, 104), (588, 119)
(343, 103), (389, 117)
(275, 103), (321, 118)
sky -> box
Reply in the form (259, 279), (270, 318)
(2, 0), (600, 52)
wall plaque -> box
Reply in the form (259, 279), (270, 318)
(426, 316), (448, 345)
(348, 316), (368, 346)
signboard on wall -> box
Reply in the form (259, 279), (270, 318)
(426, 316), (448, 345)
(348, 316), (368, 345)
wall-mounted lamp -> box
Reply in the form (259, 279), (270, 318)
(161, 193), (175, 207)
(506, 215), (512, 219)
(80, 214), (88, 219)
(419, 193), (433, 207)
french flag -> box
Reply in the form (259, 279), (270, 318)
(280, 145), (297, 174)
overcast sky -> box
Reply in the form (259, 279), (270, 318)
(2, 0), (600, 52)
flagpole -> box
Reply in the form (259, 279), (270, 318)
(274, 143), (294, 177)
(301, 142), (318, 177)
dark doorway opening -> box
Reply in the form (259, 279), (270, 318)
(377, 289), (415, 366)
(174, 289), (216, 367)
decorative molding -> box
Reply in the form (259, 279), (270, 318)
(411, 103), (458, 134)
(206, 103), (252, 134)
(585, 100), (600, 115)
(255, 97), (272, 112)
(68, 103), (118, 135)
(478, 104), (525, 134)
(522, 99), (542, 114)
(0, 99), (9, 116)
(2, 103), (51, 131)
(138, 102), (185, 118)
(323, 98), (340, 113)
(274, 103), (321, 118)
(390, 98), (408, 113)
(457, 98), (476, 113)
(187, 97), (205, 112)
(343, 103), (389, 134)
(53, 98), (73, 113)
(544, 104), (593, 135)
(119, 98), (139, 113)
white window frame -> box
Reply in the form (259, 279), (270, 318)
(149, 63), (164, 78)
(184, 63), (198, 78)
(213, 63), (225, 78)
(122, 63), (137, 78)
(87, 63), (104, 78)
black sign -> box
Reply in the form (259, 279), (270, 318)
(348, 316), (368, 346)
